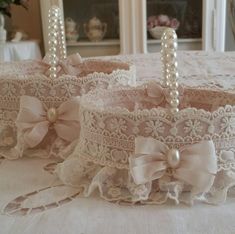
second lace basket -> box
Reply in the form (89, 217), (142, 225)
(57, 28), (235, 205)
(0, 6), (135, 160)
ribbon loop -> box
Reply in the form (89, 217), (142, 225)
(129, 137), (217, 196)
(16, 96), (80, 148)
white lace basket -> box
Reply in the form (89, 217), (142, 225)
(57, 28), (235, 205)
(0, 6), (135, 160)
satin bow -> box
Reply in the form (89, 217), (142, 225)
(43, 53), (82, 76)
(16, 96), (80, 148)
(129, 137), (217, 195)
(146, 81), (184, 106)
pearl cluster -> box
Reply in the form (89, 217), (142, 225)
(48, 6), (67, 79)
(161, 28), (180, 115)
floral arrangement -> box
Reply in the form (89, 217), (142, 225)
(0, 0), (29, 17)
(147, 14), (180, 31)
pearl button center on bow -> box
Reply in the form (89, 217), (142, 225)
(47, 108), (58, 123)
(167, 149), (180, 168)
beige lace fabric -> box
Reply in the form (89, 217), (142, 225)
(56, 82), (235, 205)
(0, 57), (136, 160)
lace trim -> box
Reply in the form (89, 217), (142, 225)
(56, 154), (235, 205)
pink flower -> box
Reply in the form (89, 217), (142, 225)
(147, 15), (180, 30)
(170, 18), (180, 30)
(157, 14), (171, 27)
(147, 15), (157, 23)
(147, 15), (159, 29)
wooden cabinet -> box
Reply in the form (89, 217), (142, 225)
(40, 0), (227, 57)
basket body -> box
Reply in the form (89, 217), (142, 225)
(0, 58), (135, 159)
(56, 29), (235, 205)
(0, 6), (135, 160)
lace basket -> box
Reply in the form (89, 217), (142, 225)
(0, 6), (135, 160)
(57, 29), (235, 205)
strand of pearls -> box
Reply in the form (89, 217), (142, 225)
(58, 9), (66, 60)
(161, 28), (179, 115)
(48, 6), (67, 79)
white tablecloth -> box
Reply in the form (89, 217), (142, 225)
(0, 157), (235, 234)
(0, 51), (235, 234)
(0, 40), (42, 62)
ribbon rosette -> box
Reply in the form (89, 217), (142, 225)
(16, 96), (80, 148)
(129, 137), (217, 200)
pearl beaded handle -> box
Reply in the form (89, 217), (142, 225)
(161, 28), (179, 115)
(48, 6), (67, 79)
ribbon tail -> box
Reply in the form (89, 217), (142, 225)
(24, 121), (49, 148)
(129, 155), (167, 185)
(54, 121), (80, 142)
(174, 168), (215, 194)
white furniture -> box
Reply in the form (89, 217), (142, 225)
(0, 40), (42, 62)
(40, 0), (227, 56)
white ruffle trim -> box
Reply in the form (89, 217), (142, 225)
(56, 156), (235, 205)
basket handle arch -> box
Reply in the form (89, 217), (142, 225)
(47, 5), (67, 79)
(161, 28), (180, 115)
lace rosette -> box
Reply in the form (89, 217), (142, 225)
(57, 29), (235, 205)
(0, 6), (135, 160)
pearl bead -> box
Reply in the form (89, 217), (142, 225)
(171, 72), (179, 79)
(49, 32), (58, 39)
(170, 107), (179, 114)
(166, 63), (172, 69)
(170, 98), (179, 107)
(162, 35), (168, 41)
(168, 42), (178, 49)
(166, 68), (171, 74)
(49, 18), (58, 25)
(172, 61), (178, 68)
(170, 90), (179, 98)
(49, 47), (56, 53)
(49, 53), (57, 60)
(51, 61), (57, 67)
(167, 149), (180, 168)
(48, 40), (57, 46)
(49, 67), (57, 73)
(165, 53), (174, 61)
(49, 24), (58, 31)
(47, 108), (58, 123)
(165, 81), (171, 87)
(169, 82), (179, 89)
(50, 74), (57, 79)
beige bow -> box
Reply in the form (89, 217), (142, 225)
(129, 137), (217, 195)
(145, 81), (184, 107)
(43, 53), (82, 76)
(16, 96), (80, 148)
